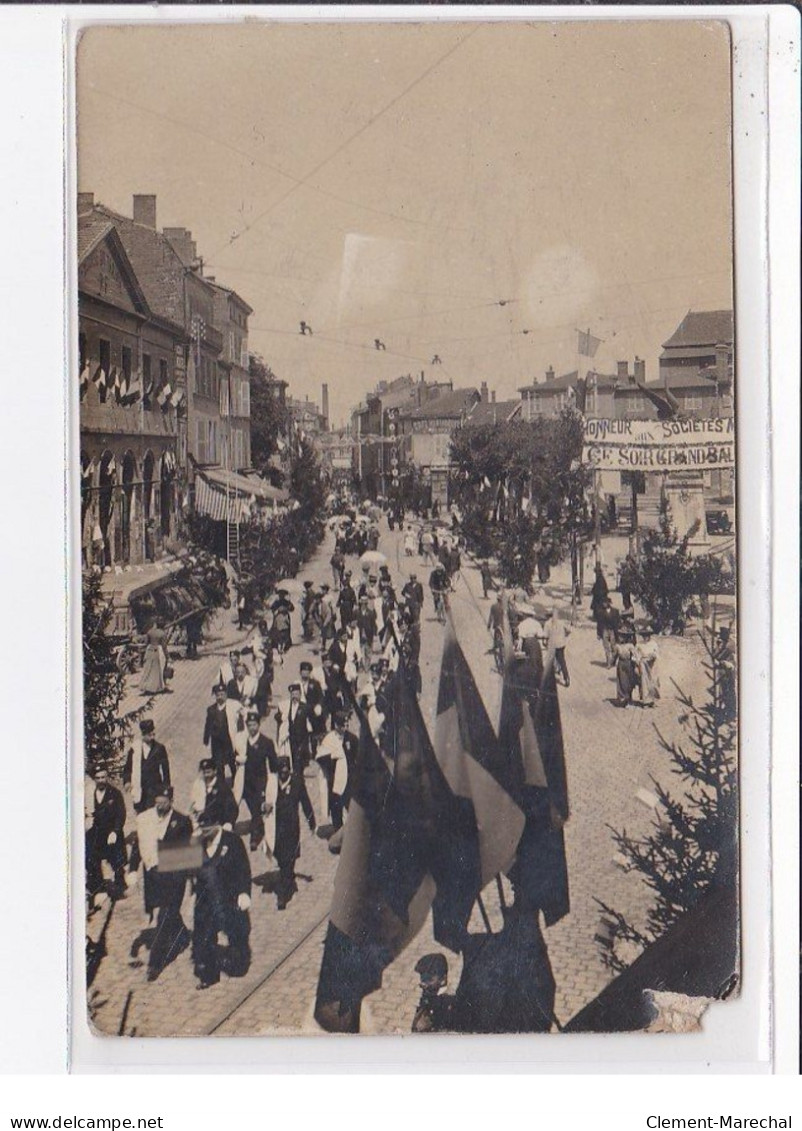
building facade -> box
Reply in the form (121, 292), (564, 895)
(210, 282), (253, 471)
(78, 212), (184, 568)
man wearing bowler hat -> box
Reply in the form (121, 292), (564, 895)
(192, 813), (252, 989)
(123, 718), (171, 815)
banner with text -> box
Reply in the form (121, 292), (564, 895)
(582, 417), (735, 471)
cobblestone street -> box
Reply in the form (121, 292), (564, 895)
(89, 518), (707, 1037)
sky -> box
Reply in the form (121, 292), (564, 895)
(77, 19), (734, 428)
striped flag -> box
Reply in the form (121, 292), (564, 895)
(79, 362), (90, 400)
(123, 371), (142, 406)
(432, 623), (526, 944)
(108, 367), (121, 402)
(314, 696), (437, 1032)
(498, 625), (569, 925)
(156, 382), (172, 410)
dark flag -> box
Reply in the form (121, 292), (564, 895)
(452, 910), (557, 1033)
(314, 694), (437, 1033)
(498, 626), (570, 925)
(431, 623), (526, 947)
(634, 379), (683, 421)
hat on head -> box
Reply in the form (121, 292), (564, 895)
(409, 572), (417, 579)
(197, 812), (218, 828)
(212, 682), (226, 694)
(199, 757), (215, 771)
(415, 953), (448, 982)
(299, 661), (312, 673)
(246, 710), (260, 723)
(344, 570), (351, 578)
(230, 649), (240, 657)
(154, 784), (174, 800)
(321, 583), (330, 592)
(333, 711), (349, 728)
(304, 580), (314, 588)
(276, 755), (292, 772)
(288, 682), (301, 692)
(139, 719), (155, 735)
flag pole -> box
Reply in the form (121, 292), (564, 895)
(476, 893), (493, 934)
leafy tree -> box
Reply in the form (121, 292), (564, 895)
(82, 570), (153, 776)
(596, 626), (737, 972)
(450, 409), (591, 590)
(291, 435), (327, 516)
(249, 353), (290, 475)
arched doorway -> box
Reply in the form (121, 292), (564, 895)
(97, 451), (117, 568)
(143, 450), (155, 562)
(120, 451), (137, 564)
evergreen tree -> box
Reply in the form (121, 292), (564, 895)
(596, 625), (737, 972)
(82, 570), (153, 776)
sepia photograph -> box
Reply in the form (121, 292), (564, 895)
(75, 19), (738, 1039)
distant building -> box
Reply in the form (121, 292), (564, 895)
(209, 281), (253, 471)
(317, 427), (355, 487)
(659, 309), (733, 391)
(78, 208), (184, 568)
(398, 386), (480, 506)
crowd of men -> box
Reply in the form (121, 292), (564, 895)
(85, 501), (454, 991)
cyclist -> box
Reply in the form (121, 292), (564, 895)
(429, 562), (449, 624)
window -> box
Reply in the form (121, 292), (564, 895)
(240, 338), (249, 368)
(79, 332), (87, 370)
(98, 339), (111, 402)
(220, 378), (230, 418)
(121, 345), (132, 385)
(241, 380), (250, 417)
(196, 419), (207, 464)
(209, 421), (217, 464)
(159, 358), (169, 388)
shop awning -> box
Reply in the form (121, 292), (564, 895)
(194, 467), (289, 522)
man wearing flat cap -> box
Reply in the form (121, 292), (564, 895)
(234, 710), (278, 851)
(85, 763), (127, 903)
(129, 784), (192, 981)
(123, 719), (171, 815)
(275, 683), (316, 831)
(412, 953), (455, 1033)
(203, 683), (242, 781)
(192, 814), (252, 989)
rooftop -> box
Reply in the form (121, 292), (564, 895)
(466, 399), (522, 426)
(661, 309), (734, 351)
(404, 387), (479, 421)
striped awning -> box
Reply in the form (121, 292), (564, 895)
(193, 475), (230, 522)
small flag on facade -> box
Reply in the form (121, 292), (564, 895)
(92, 365), (107, 395)
(108, 367), (120, 402)
(577, 328), (602, 358)
(124, 372), (142, 406)
(79, 362), (90, 399)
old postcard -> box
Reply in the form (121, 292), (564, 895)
(76, 19), (737, 1037)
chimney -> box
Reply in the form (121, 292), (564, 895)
(714, 342), (729, 387)
(163, 227), (197, 267)
(491, 390), (496, 404)
(616, 360), (629, 382)
(545, 366), (555, 383)
(633, 357), (646, 383)
(132, 194), (157, 229)
(480, 381), (489, 403)
(321, 383), (330, 429)
(77, 192), (94, 213)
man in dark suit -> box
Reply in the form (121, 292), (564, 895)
(192, 815), (252, 989)
(235, 710), (278, 850)
(85, 763), (127, 901)
(203, 683), (240, 780)
(189, 758), (239, 832)
(275, 684), (315, 830)
(129, 784), (193, 981)
(123, 718), (171, 814)
(337, 573), (357, 626)
(226, 659), (257, 706)
(299, 661), (327, 754)
(271, 756), (302, 910)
